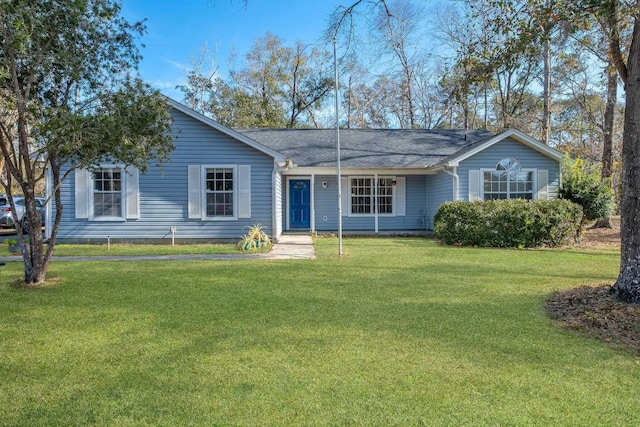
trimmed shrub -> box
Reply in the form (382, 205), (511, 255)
(434, 199), (582, 248)
(559, 157), (615, 237)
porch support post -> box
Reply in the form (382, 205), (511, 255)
(310, 175), (315, 233)
(272, 166), (278, 240)
(374, 173), (379, 233)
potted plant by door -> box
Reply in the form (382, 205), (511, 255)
(236, 224), (272, 252)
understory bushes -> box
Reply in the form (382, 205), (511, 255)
(434, 199), (582, 248)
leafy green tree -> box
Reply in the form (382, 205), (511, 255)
(559, 158), (615, 238)
(209, 77), (273, 127)
(0, 0), (174, 284)
(230, 32), (289, 127)
(179, 33), (334, 128)
(603, 0), (640, 303)
(544, 0), (640, 303)
(285, 42), (334, 128)
(450, 0), (639, 303)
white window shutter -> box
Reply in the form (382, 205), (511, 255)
(125, 166), (139, 219)
(75, 168), (90, 219)
(238, 165), (251, 219)
(340, 177), (349, 216)
(537, 169), (548, 200)
(188, 165), (201, 219)
(395, 177), (406, 216)
(468, 170), (481, 201)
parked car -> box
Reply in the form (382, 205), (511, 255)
(0, 195), (46, 231)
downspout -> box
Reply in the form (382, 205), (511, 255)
(272, 160), (292, 242)
(425, 168), (430, 230)
(443, 166), (459, 201)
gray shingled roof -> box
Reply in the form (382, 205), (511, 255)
(237, 128), (495, 168)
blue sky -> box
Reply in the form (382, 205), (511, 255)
(121, 0), (348, 99)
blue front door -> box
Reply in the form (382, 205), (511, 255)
(289, 179), (311, 229)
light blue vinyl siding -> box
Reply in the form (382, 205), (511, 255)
(457, 137), (560, 201)
(312, 175), (426, 232)
(273, 171), (284, 238)
(313, 175), (340, 231)
(426, 173), (455, 230)
(56, 113), (561, 241)
(423, 138), (561, 229)
(57, 109), (276, 241)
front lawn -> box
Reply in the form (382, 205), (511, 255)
(0, 238), (636, 425)
(40, 242), (244, 256)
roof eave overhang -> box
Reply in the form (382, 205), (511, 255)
(282, 166), (438, 175)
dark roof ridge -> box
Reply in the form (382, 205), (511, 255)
(235, 127), (491, 132)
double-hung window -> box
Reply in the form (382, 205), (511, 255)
(483, 159), (534, 200)
(377, 178), (394, 213)
(75, 165), (138, 221)
(349, 177), (395, 215)
(187, 164), (251, 221)
(93, 167), (123, 218)
(351, 178), (373, 214)
(205, 167), (234, 217)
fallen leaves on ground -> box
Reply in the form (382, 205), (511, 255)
(546, 217), (640, 355)
(546, 284), (640, 354)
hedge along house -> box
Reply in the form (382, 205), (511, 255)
(51, 98), (563, 243)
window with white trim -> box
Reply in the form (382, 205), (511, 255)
(483, 159), (534, 200)
(351, 177), (373, 214)
(377, 178), (394, 213)
(188, 165), (250, 221)
(205, 167), (234, 217)
(93, 167), (123, 217)
(349, 177), (395, 215)
(75, 166), (138, 221)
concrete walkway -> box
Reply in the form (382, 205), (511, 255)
(0, 233), (315, 263)
(263, 233), (316, 259)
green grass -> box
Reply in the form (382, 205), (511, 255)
(0, 238), (637, 426)
(30, 242), (246, 256)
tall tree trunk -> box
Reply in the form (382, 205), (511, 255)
(405, 70), (415, 129)
(463, 99), (469, 130)
(611, 17), (640, 303)
(593, 62), (618, 229)
(483, 81), (488, 129)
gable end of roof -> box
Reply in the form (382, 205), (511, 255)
(444, 128), (563, 167)
(165, 97), (286, 162)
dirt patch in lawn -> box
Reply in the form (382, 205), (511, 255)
(574, 216), (621, 250)
(547, 217), (640, 355)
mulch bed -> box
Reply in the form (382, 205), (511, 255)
(545, 217), (640, 355)
(546, 284), (640, 354)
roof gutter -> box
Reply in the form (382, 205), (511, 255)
(442, 166), (459, 201)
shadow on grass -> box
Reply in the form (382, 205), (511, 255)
(0, 239), (631, 425)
